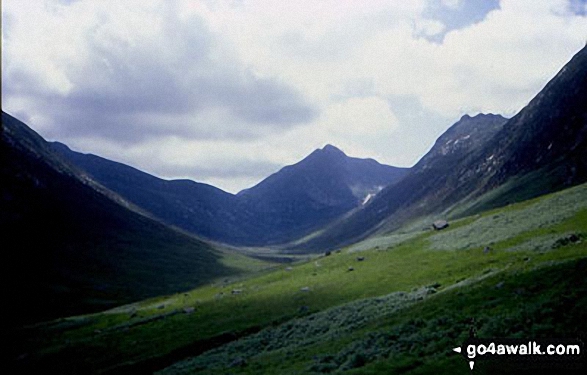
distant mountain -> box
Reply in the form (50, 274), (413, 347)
(296, 44), (587, 251)
(237, 144), (409, 243)
(292, 113), (508, 250)
(50, 142), (249, 242)
(1, 112), (237, 325)
(52, 143), (408, 246)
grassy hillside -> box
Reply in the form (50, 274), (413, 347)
(11, 182), (587, 374)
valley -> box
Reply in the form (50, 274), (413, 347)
(3, 39), (586, 375)
(10, 182), (587, 374)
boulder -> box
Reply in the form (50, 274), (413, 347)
(432, 220), (449, 230)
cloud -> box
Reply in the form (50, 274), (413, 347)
(441, 0), (463, 9)
(317, 97), (400, 160)
(353, 0), (587, 119)
(2, 0), (318, 144)
(2, 0), (587, 193)
(568, 0), (587, 16)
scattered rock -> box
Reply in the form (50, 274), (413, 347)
(348, 267), (354, 272)
(356, 256), (365, 262)
(231, 289), (243, 295)
(552, 233), (584, 249)
(432, 220), (449, 230)
(299, 305), (309, 313)
(483, 246), (493, 254)
(285, 267), (293, 271)
(300, 286), (311, 292)
(324, 251), (331, 256)
(183, 307), (195, 314)
(157, 304), (165, 310)
(495, 281), (505, 289)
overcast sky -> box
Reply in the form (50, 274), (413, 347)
(2, 0), (586, 193)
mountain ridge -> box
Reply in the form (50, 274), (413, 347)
(294, 46), (587, 251)
(1, 111), (239, 325)
(52, 141), (409, 246)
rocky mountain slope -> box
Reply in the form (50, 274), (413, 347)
(295, 45), (587, 251)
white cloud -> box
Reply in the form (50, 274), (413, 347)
(414, 18), (447, 37)
(2, 0), (586, 192)
(441, 0), (463, 9)
(350, 0), (587, 118)
(2, 0), (317, 144)
(317, 97), (400, 161)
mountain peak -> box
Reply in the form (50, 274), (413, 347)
(304, 144), (347, 163)
(321, 144), (346, 156)
(459, 113), (505, 122)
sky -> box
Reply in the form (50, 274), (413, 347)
(2, 0), (587, 193)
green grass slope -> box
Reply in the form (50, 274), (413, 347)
(11, 183), (587, 374)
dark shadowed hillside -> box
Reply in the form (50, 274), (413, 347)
(50, 142), (249, 242)
(237, 144), (408, 243)
(53, 142), (408, 246)
(1, 112), (238, 325)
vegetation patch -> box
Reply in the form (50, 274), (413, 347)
(429, 184), (587, 251)
(158, 258), (587, 374)
(11, 183), (587, 375)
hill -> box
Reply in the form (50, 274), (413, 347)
(1, 112), (245, 325)
(52, 142), (408, 246)
(237, 144), (408, 244)
(295, 45), (587, 252)
(11, 181), (587, 374)
(50, 142), (247, 243)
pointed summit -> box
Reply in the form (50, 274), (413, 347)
(305, 144), (347, 162)
(234, 144), (409, 244)
(321, 144), (346, 156)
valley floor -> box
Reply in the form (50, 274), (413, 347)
(11, 183), (587, 374)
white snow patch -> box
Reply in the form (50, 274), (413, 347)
(362, 193), (375, 205)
